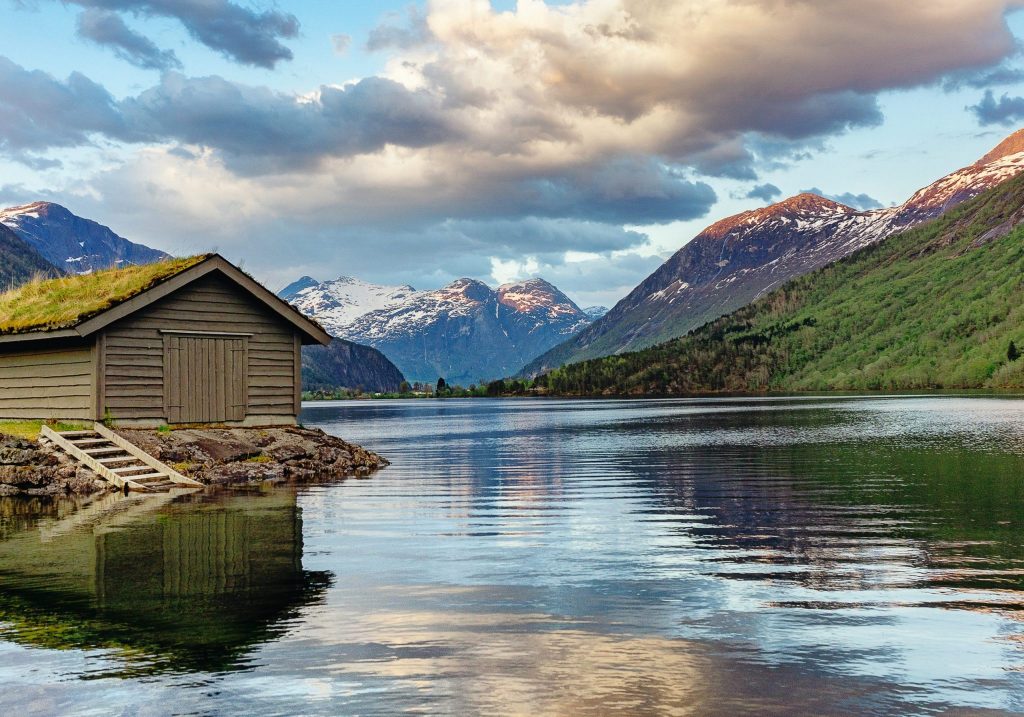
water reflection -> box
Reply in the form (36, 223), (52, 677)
(2, 397), (1024, 715)
(0, 486), (330, 676)
(300, 397), (1024, 715)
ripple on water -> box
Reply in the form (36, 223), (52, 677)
(0, 396), (1023, 715)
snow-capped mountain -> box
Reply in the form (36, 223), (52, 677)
(0, 202), (168, 274)
(285, 276), (418, 337)
(523, 129), (1024, 375)
(583, 306), (609, 320)
(279, 276), (320, 301)
(284, 275), (591, 383)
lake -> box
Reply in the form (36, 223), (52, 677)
(1, 396), (1024, 715)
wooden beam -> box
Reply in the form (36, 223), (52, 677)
(92, 423), (202, 487)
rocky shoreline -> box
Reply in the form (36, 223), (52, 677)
(0, 426), (388, 497)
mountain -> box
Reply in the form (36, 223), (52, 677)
(523, 130), (1024, 375)
(541, 170), (1024, 395)
(0, 223), (60, 289)
(287, 275), (592, 384)
(0, 202), (169, 274)
(302, 338), (406, 394)
(284, 276), (418, 336)
(583, 306), (609, 320)
(279, 276), (320, 301)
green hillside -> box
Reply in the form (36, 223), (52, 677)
(542, 172), (1024, 395)
(0, 223), (58, 289)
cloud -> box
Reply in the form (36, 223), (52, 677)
(802, 187), (885, 210)
(7, 0), (1024, 296)
(0, 56), (133, 162)
(367, 6), (432, 52)
(118, 73), (459, 172)
(76, 8), (181, 71)
(743, 183), (782, 204)
(969, 90), (1024, 125)
(63, 0), (299, 68)
(514, 159), (716, 224)
(332, 34), (351, 55)
(943, 65), (1024, 91)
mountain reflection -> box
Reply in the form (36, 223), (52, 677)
(0, 487), (331, 676)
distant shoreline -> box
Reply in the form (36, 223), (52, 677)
(302, 387), (1024, 403)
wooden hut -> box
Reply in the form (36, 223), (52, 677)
(0, 254), (330, 426)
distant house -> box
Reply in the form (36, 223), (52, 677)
(0, 254), (330, 426)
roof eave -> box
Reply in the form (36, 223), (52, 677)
(0, 328), (84, 345)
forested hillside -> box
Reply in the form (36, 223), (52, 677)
(542, 173), (1024, 395)
(0, 224), (58, 289)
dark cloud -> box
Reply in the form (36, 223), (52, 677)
(65, 0), (298, 68)
(943, 65), (1024, 92)
(0, 56), (133, 163)
(802, 187), (885, 211)
(743, 183), (782, 203)
(516, 159), (717, 225)
(118, 73), (458, 172)
(969, 90), (1024, 126)
(76, 8), (181, 71)
(441, 218), (650, 260)
(366, 6), (431, 52)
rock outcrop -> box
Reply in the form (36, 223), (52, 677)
(121, 426), (389, 484)
(0, 435), (110, 496)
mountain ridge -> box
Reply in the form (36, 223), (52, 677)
(540, 170), (1024, 395)
(285, 273), (592, 384)
(0, 201), (169, 274)
(521, 129), (1024, 376)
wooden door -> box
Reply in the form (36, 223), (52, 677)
(164, 334), (248, 424)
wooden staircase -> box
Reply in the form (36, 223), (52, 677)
(41, 423), (203, 493)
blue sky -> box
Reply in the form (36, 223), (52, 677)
(2, 1), (1024, 307)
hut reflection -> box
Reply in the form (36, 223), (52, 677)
(0, 487), (331, 676)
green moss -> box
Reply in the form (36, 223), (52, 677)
(0, 255), (211, 335)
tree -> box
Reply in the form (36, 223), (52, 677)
(436, 377), (447, 393)
(399, 381), (411, 394)
(1010, 341), (1021, 362)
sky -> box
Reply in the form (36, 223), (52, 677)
(2, 1), (1024, 309)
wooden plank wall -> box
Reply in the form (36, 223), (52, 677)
(0, 343), (95, 419)
(102, 272), (297, 422)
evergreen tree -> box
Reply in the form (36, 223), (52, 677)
(436, 377), (447, 393)
(1010, 341), (1021, 362)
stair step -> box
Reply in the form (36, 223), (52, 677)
(131, 473), (168, 482)
(42, 423), (202, 493)
(84, 447), (128, 456)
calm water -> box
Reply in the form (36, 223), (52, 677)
(2, 397), (1024, 715)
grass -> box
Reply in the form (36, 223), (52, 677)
(0, 255), (210, 335)
(0, 421), (89, 441)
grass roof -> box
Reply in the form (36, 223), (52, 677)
(0, 255), (211, 335)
